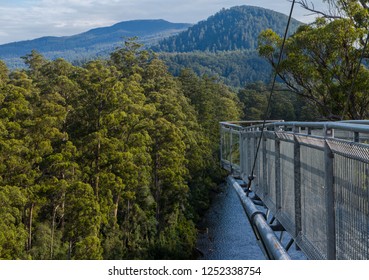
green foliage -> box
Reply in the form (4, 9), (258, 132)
(0, 61), (8, 85)
(178, 69), (241, 217)
(73, 236), (103, 260)
(237, 82), (319, 121)
(160, 50), (272, 88)
(0, 39), (243, 259)
(0, 186), (28, 259)
(258, 3), (369, 119)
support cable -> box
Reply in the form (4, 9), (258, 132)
(246, 0), (296, 195)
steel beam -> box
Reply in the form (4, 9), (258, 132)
(227, 176), (291, 260)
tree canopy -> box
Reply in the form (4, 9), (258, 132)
(0, 40), (241, 260)
(258, 0), (369, 119)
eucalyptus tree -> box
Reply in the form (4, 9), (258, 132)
(31, 58), (83, 259)
(0, 186), (28, 259)
(259, 0), (369, 119)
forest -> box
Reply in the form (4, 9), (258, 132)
(0, 5), (309, 259)
(159, 50), (272, 88)
(2, 0), (369, 260)
(0, 39), (241, 259)
(0, 39), (318, 260)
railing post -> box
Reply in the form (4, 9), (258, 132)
(220, 124), (224, 165)
(252, 130), (258, 180)
(238, 130), (245, 178)
(293, 126), (302, 238)
(354, 131), (359, 142)
(262, 132), (267, 197)
(324, 126), (336, 259)
(275, 137), (281, 211)
(243, 133), (248, 180)
(230, 128), (233, 167)
(240, 131), (246, 180)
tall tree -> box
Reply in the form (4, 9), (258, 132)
(0, 186), (28, 259)
(141, 58), (197, 258)
(64, 182), (102, 259)
(178, 69), (242, 215)
(259, 1), (369, 119)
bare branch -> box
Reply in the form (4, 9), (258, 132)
(359, 0), (369, 10)
(295, 0), (342, 19)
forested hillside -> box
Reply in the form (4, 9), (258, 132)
(160, 50), (271, 88)
(154, 6), (301, 52)
(155, 6), (302, 88)
(0, 40), (241, 260)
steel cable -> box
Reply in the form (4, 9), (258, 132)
(247, 0), (296, 194)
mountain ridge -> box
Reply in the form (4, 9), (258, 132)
(0, 19), (192, 68)
(0, 4), (302, 84)
(155, 5), (302, 88)
(154, 5), (301, 52)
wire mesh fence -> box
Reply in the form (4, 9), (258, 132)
(220, 120), (369, 260)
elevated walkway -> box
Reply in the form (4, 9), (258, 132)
(220, 120), (369, 260)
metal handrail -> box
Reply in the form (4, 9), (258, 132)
(220, 119), (369, 260)
(228, 176), (291, 260)
(242, 120), (369, 134)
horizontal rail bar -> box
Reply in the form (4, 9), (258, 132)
(227, 176), (291, 260)
(220, 120), (284, 130)
(241, 120), (369, 134)
(339, 120), (369, 125)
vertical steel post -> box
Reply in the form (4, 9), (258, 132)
(262, 133), (267, 197)
(244, 134), (249, 181)
(243, 133), (247, 180)
(230, 127), (233, 168)
(220, 124), (224, 166)
(275, 137), (281, 211)
(354, 131), (359, 142)
(252, 131), (258, 182)
(240, 131), (247, 180)
(324, 127), (336, 259)
(293, 126), (302, 238)
(246, 134), (254, 177)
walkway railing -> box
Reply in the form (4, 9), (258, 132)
(220, 120), (369, 260)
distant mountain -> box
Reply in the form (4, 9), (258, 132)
(155, 5), (302, 88)
(154, 6), (301, 52)
(0, 5), (303, 88)
(0, 19), (192, 68)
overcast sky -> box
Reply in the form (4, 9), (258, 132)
(0, 0), (328, 45)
